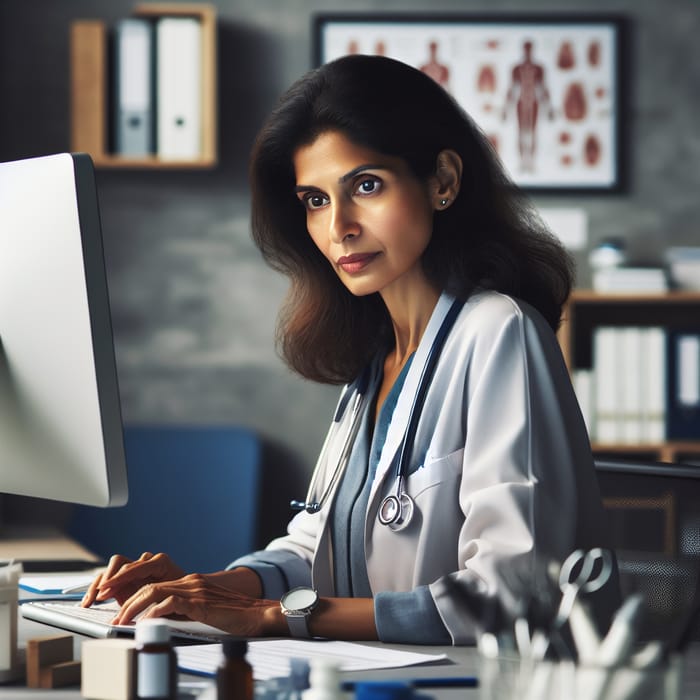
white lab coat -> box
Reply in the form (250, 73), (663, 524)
(264, 291), (614, 643)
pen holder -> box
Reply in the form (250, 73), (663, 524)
(527, 657), (681, 700)
(478, 654), (683, 700)
(571, 655), (683, 700)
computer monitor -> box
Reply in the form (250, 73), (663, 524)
(0, 152), (128, 508)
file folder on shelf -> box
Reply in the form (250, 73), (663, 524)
(641, 326), (667, 443)
(592, 325), (667, 444)
(113, 18), (155, 156)
(156, 17), (202, 160)
(593, 327), (620, 443)
(667, 331), (700, 439)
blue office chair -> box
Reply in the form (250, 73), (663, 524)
(68, 425), (262, 573)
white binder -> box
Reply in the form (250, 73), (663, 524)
(156, 17), (202, 160)
(114, 18), (154, 155)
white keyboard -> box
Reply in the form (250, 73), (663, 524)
(21, 600), (229, 642)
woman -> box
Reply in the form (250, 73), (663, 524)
(83, 55), (615, 645)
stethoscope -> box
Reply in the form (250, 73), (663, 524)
(290, 296), (465, 532)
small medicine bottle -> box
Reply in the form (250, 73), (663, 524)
(135, 619), (177, 700)
(301, 659), (341, 700)
(216, 638), (253, 700)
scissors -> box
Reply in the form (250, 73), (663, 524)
(546, 548), (613, 659)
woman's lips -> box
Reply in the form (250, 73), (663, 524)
(336, 252), (379, 274)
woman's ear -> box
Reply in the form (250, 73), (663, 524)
(432, 149), (463, 211)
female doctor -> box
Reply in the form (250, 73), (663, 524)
(83, 54), (616, 644)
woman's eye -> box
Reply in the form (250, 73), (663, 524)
(302, 193), (328, 210)
(355, 177), (382, 196)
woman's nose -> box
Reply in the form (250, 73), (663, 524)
(329, 202), (360, 244)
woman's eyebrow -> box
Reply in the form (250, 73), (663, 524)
(338, 163), (386, 183)
(294, 163), (388, 192)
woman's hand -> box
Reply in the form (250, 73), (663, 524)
(110, 573), (286, 638)
(81, 552), (186, 608)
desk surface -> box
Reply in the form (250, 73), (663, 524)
(3, 608), (700, 698)
(0, 527), (101, 567)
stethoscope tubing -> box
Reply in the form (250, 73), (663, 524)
(378, 297), (464, 529)
(290, 369), (369, 514)
(393, 298), (464, 483)
(292, 296), (465, 529)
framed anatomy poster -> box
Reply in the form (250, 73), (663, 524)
(314, 14), (626, 193)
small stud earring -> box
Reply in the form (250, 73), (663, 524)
(440, 198), (448, 206)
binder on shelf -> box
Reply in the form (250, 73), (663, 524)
(113, 18), (155, 156)
(641, 326), (667, 443)
(156, 16), (202, 160)
(591, 325), (667, 445)
(621, 327), (644, 444)
(666, 331), (700, 439)
(593, 327), (620, 443)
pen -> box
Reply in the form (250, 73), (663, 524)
(594, 594), (644, 667)
(341, 677), (478, 690)
(568, 598), (602, 664)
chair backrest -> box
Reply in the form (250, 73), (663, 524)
(595, 458), (700, 641)
(69, 425), (262, 572)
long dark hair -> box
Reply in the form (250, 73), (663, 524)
(250, 54), (573, 384)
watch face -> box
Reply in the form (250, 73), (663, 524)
(283, 587), (318, 610)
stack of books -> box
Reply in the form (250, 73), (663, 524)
(573, 327), (700, 444)
(592, 266), (668, 293)
(111, 15), (203, 159)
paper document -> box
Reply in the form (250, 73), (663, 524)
(19, 572), (98, 595)
(177, 640), (448, 679)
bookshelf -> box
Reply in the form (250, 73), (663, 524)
(70, 3), (217, 169)
(558, 290), (700, 463)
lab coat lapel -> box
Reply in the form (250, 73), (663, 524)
(369, 292), (456, 495)
(312, 511), (335, 595)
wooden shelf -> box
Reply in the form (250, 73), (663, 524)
(82, 154), (217, 170)
(559, 290), (700, 463)
(70, 3), (217, 169)
(591, 442), (700, 463)
(559, 290), (700, 371)
(563, 290), (700, 304)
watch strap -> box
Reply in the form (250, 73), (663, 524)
(285, 612), (312, 638)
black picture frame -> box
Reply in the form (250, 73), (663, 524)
(313, 13), (627, 193)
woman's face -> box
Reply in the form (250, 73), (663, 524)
(293, 130), (437, 299)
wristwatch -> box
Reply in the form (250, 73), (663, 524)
(280, 586), (319, 638)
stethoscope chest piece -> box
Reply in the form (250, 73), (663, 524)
(378, 489), (414, 531)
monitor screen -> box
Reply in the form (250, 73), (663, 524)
(0, 152), (128, 507)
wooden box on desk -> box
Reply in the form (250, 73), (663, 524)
(81, 639), (136, 700)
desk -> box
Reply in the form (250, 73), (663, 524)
(3, 612), (700, 698)
(0, 527), (101, 569)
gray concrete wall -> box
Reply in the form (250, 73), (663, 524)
(1, 0), (698, 543)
